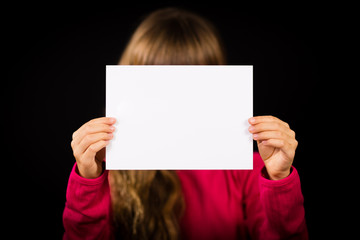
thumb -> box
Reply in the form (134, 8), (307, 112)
(257, 140), (275, 161)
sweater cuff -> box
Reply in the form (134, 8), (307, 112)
(70, 163), (108, 186)
(259, 166), (299, 188)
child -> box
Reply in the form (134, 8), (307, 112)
(63, 8), (307, 240)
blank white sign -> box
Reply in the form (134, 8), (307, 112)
(106, 65), (253, 169)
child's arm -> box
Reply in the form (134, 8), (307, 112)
(63, 164), (113, 240)
(63, 117), (117, 239)
(245, 116), (307, 239)
(240, 154), (308, 239)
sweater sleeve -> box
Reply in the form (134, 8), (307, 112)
(242, 153), (308, 240)
(62, 163), (113, 240)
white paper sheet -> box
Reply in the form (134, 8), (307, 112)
(106, 66), (253, 169)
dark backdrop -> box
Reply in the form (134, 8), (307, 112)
(3, 2), (342, 239)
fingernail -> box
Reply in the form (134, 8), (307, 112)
(248, 126), (254, 132)
(249, 117), (255, 124)
(109, 117), (116, 123)
(253, 134), (258, 140)
(109, 126), (115, 131)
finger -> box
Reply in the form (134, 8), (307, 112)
(76, 132), (114, 156)
(73, 123), (115, 144)
(261, 139), (297, 158)
(253, 130), (290, 141)
(249, 122), (295, 138)
(72, 117), (116, 139)
(255, 132), (298, 150)
(249, 115), (289, 128)
(89, 117), (116, 125)
(82, 140), (110, 161)
(260, 139), (287, 149)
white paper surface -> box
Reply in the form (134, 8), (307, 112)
(106, 66), (253, 169)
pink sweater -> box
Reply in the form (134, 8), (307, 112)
(63, 153), (307, 239)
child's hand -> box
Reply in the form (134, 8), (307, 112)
(248, 116), (298, 180)
(71, 117), (116, 179)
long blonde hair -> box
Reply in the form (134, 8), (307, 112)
(110, 7), (226, 240)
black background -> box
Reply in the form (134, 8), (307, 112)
(3, 2), (345, 239)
